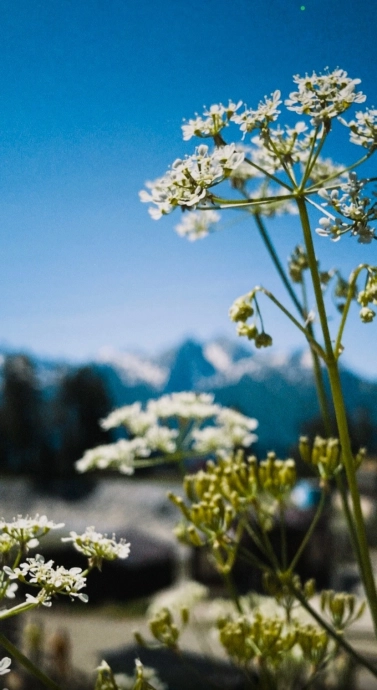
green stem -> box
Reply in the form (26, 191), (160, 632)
(300, 126), (327, 191)
(253, 212), (333, 433)
(243, 157), (293, 191)
(210, 192), (295, 209)
(223, 570), (243, 614)
(0, 600), (38, 620)
(297, 195), (377, 638)
(289, 588), (377, 681)
(243, 520), (278, 569)
(0, 633), (62, 690)
(308, 334), (333, 437)
(304, 151), (372, 194)
(279, 502), (288, 570)
(253, 286), (327, 360)
(335, 471), (363, 570)
(334, 264), (369, 359)
(254, 213), (303, 318)
(327, 359), (377, 635)
(289, 491), (326, 572)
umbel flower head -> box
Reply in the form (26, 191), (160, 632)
(285, 68), (366, 125)
(5, 553), (88, 605)
(139, 144), (244, 219)
(0, 515), (64, 552)
(62, 527), (130, 568)
(76, 392), (258, 475)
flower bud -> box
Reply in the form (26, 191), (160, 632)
(360, 306), (375, 323)
(237, 323), (258, 340)
(255, 332), (273, 348)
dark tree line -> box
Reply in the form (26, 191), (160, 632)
(0, 355), (112, 493)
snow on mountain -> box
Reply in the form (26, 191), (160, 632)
(96, 346), (169, 389)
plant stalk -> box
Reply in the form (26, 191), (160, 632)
(297, 195), (377, 637)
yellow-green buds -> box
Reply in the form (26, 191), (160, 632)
(218, 612), (297, 667)
(320, 590), (366, 632)
(229, 295), (254, 322)
(299, 435), (365, 480)
(237, 323), (258, 339)
(357, 267), (377, 322)
(149, 608), (180, 650)
(296, 625), (329, 667)
(230, 289), (273, 348)
(360, 306), (376, 323)
(299, 436), (341, 481)
(258, 452), (297, 499)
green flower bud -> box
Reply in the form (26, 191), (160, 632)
(255, 332), (273, 348)
(299, 436), (311, 464)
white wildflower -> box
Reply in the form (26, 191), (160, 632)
(182, 100), (242, 141)
(285, 68), (366, 124)
(232, 91), (281, 136)
(0, 515), (64, 549)
(340, 108), (377, 149)
(75, 438), (150, 475)
(147, 392), (220, 420)
(175, 210), (220, 241)
(62, 527), (130, 562)
(216, 407), (258, 433)
(139, 144), (244, 220)
(316, 173), (377, 242)
(192, 408), (258, 454)
(10, 554), (88, 603)
(101, 402), (157, 435)
(144, 425), (178, 453)
(192, 426), (234, 454)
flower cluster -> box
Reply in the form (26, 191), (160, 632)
(285, 69), (366, 125)
(218, 611), (297, 666)
(170, 451), (296, 571)
(341, 108), (377, 150)
(0, 515), (64, 553)
(229, 291), (273, 348)
(316, 173), (377, 243)
(232, 90), (282, 136)
(182, 100), (242, 141)
(76, 438), (151, 475)
(192, 407), (258, 456)
(76, 393), (258, 475)
(62, 527), (130, 566)
(320, 590), (366, 632)
(5, 554), (88, 605)
(174, 210), (220, 241)
(139, 144), (244, 219)
(358, 268), (377, 322)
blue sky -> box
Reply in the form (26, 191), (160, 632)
(1, 0), (377, 377)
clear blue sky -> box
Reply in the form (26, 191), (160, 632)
(1, 0), (377, 377)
